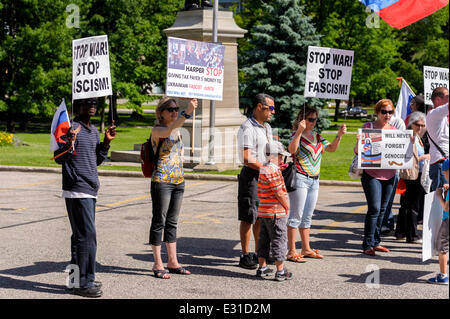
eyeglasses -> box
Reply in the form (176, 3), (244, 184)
(412, 123), (426, 128)
(165, 107), (179, 113)
(83, 99), (97, 106)
(307, 118), (318, 123)
(380, 109), (394, 115)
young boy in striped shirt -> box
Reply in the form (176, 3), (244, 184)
(256, 141), (292, 281)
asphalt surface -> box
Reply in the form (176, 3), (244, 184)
(0, 170), (448, 300)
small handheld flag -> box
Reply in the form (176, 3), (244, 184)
(395, 78), (415, 121)
(50, 99), (71, 151)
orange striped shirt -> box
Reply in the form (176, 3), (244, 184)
(257, 162), (287, 218)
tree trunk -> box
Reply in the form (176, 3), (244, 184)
(6, 111), (15, 133)
(334, 99), (341, 122)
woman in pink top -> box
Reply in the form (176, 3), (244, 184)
(354, 99), (397, 256)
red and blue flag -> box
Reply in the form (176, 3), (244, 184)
(360, 0), (449, 29)
(50, 99), (71, 151)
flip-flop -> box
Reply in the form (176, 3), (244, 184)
(153, 269), (170, 279)
(286, 253), (307, 263)
(302, 249), (323, 259)
(167, 267), (191, 275)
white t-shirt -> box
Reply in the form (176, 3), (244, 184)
(237, 117), (273, 166)
(426, 103), (449, 164)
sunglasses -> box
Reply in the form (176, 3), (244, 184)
(380, 109), (394, 115)
(83, 99), (97, 106)
(165, 107), (179, 113)
(306, 118), (318, 123)
(412, 123), (426, 128)
(263, 104), (275, 111)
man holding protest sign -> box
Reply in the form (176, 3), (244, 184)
(54, 97), (116, 297)
(53, 35), (115, 298)
(426, 87), (449, 192)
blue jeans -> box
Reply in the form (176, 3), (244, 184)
(361, 172), (396, 251)
(382, 173), (399, 230)
(65, 198), (97, 289)
(287, 173), (320, 229)
(149, 181), (185, 246)
(430, 161), (447, 192)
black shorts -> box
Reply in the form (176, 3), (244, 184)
(237, 166), (260, 224)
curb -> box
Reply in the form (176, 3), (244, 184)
(0, 165), (361, 186)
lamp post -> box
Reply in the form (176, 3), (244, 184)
(206, 0), (218, 165)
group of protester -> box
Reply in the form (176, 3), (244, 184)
(54, 87), (448, 297)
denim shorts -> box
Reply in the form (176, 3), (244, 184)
(287, 173), (320, 229)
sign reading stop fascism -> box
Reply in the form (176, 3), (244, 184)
(166, 37), (225, 101)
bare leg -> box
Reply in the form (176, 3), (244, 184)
(439, 252), (448, 275)
(240, 221), (252, 254)
(151, 244), (170, 278)
(299, 228), (311, 254)
(287, 226), (298, 256)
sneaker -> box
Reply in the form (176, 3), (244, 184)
(407, 239), (422, 244)
(256, 267), (274, 278)
(239, 253), (258, 270)
(427, 274), (449, 285)
(275, 268), (293, 281)
(73, 286), (103, 298)
(250, 252), (259, 264)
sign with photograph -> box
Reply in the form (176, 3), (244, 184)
(166, 37), (225, 101)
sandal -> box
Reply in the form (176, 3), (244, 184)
(167, 267), (191, 275)
(302, 249), (323, 259)
(286, 253), (307, 263)
(153, 269), (170, 279)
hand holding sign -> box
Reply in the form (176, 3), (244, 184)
(186, 98), (198, 115)
(338, 124), (347, 138)
(104, 120), (116, 145)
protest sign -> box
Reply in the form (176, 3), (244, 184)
(304, 46), (354, 100)
(166, 37), (225, 101)
(422, 191), (443, 262)
(72, 35), (112, 100)
(423, 66), (449, 105)
(357, 129), (413, 169)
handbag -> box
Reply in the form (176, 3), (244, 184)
(140, 136), (163, 178)
(399, 141), (419, 180)
(348, 155), (363, 179)
(281, 156), (297, 192)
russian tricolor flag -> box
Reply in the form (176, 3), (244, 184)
(360, 0), (449, 29)
(50, 99), (71, 151)
(395, 79), (415, 121)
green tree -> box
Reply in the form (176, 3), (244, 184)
(239, 0), (328, 145)
(0, 0), (74, 132)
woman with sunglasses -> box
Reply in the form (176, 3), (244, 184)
(149, 97), (197, 279)
(395, 112), (429, 243)
(354, 99), (398, 256)
(286, 106), (346, 262)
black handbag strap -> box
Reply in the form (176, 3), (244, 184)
(150, 135), (164, 163)
(425, 131), (447, 158)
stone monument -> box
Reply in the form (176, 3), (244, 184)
(164, 8), (247, 171)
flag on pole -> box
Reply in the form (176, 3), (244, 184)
(359, 0), (449, 29)
(395, 79), (415, 121)
(50, 99), (71, 151)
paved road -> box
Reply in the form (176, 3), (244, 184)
(0, 171), (447, 299)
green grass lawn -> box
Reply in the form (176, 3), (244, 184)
(0, 129), (357, 180)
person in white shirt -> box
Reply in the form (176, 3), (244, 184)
(426, 87), (449, 191)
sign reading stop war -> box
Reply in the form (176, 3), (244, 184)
(357, 129), (414, 169)
(166, 37), (225, 101)
(304, 46), (354, 100)
(72, 35), (112, 100)
(424, 66), (449, 105)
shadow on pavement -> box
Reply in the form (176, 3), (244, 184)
(339, 268), (434, 286)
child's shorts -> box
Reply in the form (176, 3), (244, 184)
(436, 218), (449, 254)
(257, 216), (287, 261)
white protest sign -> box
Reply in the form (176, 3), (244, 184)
(423, 66), (449, 105)
(422, 191), (443, 262)
(357, 129), (413, 169)
(72, 35), (112, 100)
(166, 37), (225, 101)
(304, 46), (354, 100)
